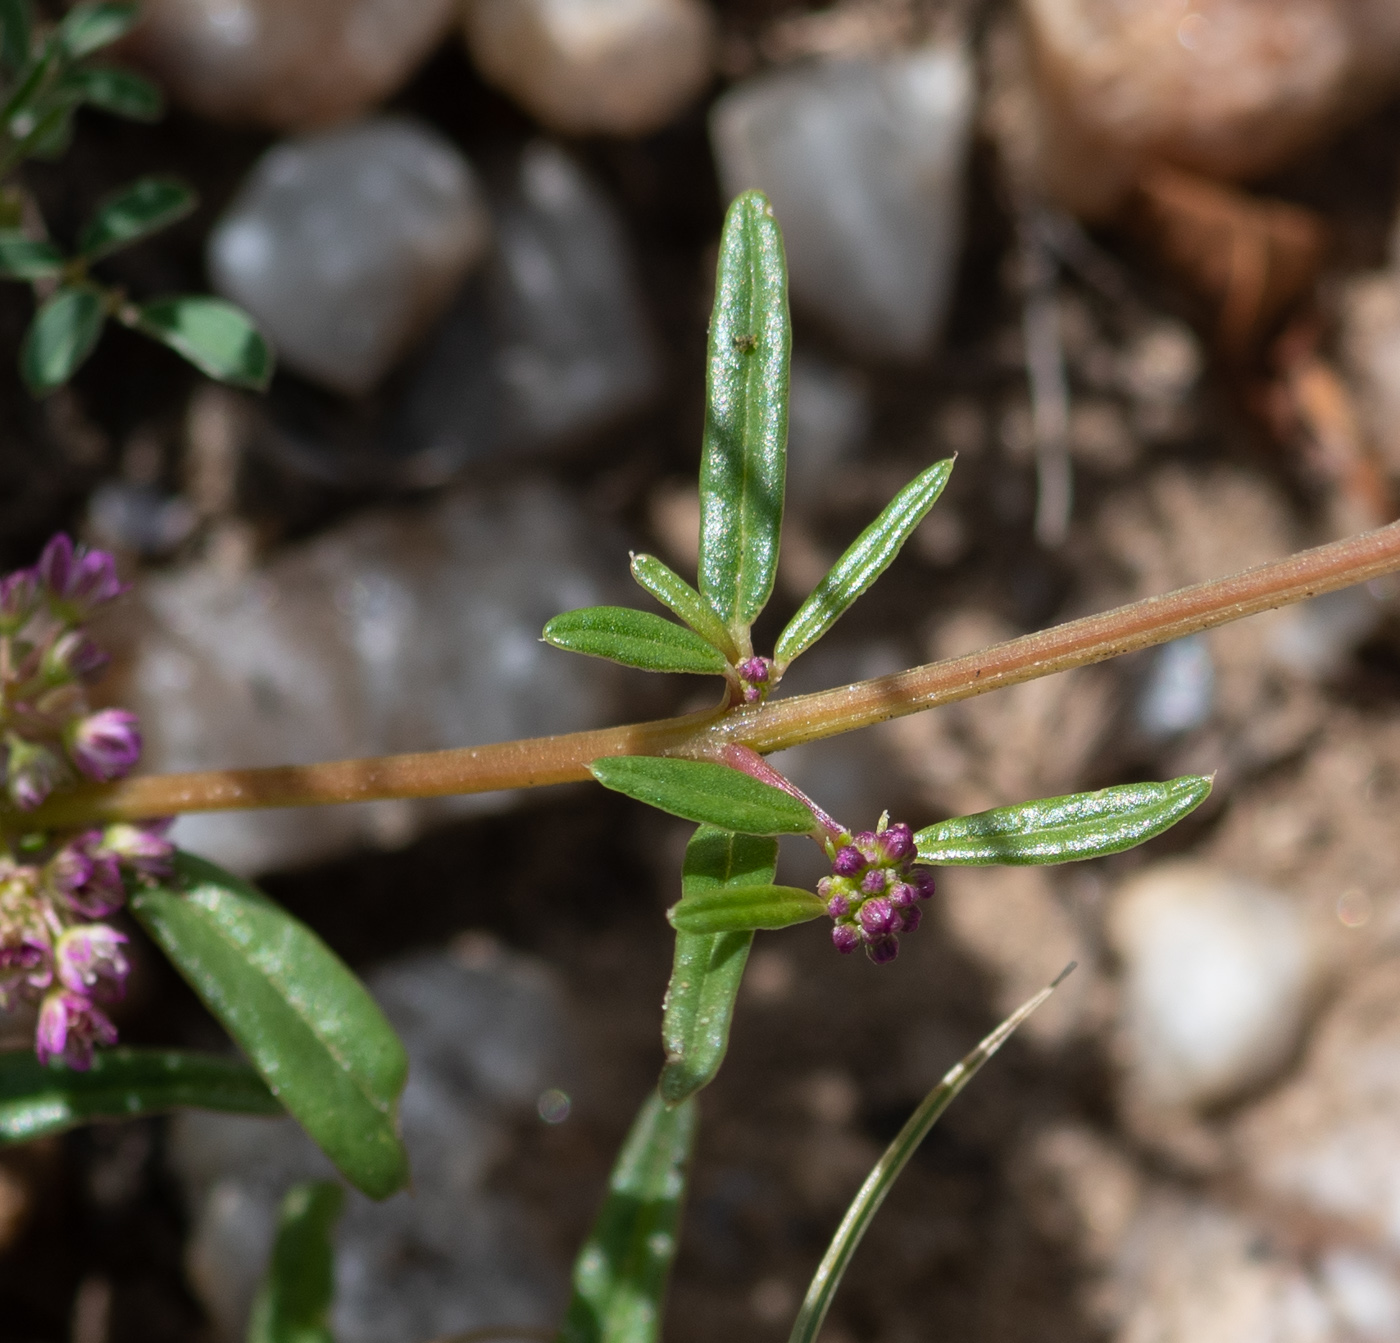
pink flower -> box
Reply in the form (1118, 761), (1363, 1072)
(65, 709), (141, 781)
(41, 631), (110, 685)
(36, 535), (126, 621)
(36, 989), (117, 1069)
(44, 835), (125, 918)
(0, 568), (38, 634)
(55, 925), (129, 1003)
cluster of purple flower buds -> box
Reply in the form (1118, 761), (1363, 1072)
(0, 534), (138, 812)
(0, 819), (172, 1068)
(735, 656), (773, 705)
(818, 821), (935, 964)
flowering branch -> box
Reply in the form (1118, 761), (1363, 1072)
(19, 514), (1400, 829)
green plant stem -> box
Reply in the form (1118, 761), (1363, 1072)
(20, 516), (1400, 827)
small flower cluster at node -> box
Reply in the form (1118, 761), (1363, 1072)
(818, 819), (934, 964)
(0, 819), (173, 1068)
(0, 534), (136, 812)
(735, 656), (773, 704)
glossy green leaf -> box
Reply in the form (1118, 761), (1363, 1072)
(629, 553), (738, 662)
(63, 64), (163, 120)
(659, 827), (776, 1104)
(544, 607), (730, 676)
(248, 1181), (343, 1343)
(0, 1), (31, 71)
(57, 2), (138, 58)
(557, 1089), (696, 1343)
(590, 756), (816, 835)
(914, 775), (1212, 867)
(668, 884), (824, 934)
(21, 284), (104, 393)
(698, 190), (790, 636)
(0, 232), (62, 278)
(79, 176), (196, 259)
(132, 296), (273, 389)
(788, 972), (1069, 1343)
(0, 1047), (279, 1142)
(131, 852), (409, 1199)
(775, 458), (955, 669)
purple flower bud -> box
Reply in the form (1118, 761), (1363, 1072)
(45, 836), (125, 918)
(864, 935), (900, 965)
(896, 905), (922, 934)
(35, 988), (117, 1069)
(859, 868), (888, 896)
(876, 823), (915, 863)
(833, 846), (865, 877)
(41, 631), (110, 685)
(0, 568), (39, 634)
(912, 869), (936, 901)
(37, 535), (126, 620)
(737, 657), (770, 686)
(5, 735), (67, 811)
(55, 925), (129, 1002)
(66, 709), (141, 781)
(857, 897), (896, 937)
(0, 935), (52, 992)
(852, 831), (880, 862)
(826, 892), (852, 918)
(99, 819), (174, 882)
(831, 923), (861, 955)
(888, 881), (918, 908)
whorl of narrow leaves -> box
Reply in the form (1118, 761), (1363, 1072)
(248, 1181), (344, 1343)
(557, 1089), (696, 1343)
(590, 756), (816, 835)
(132, 852), (409, 1199)
(914, 775), (1213, 866)
(775, 458), (955, 669)
(699, 190), (790, 637)
(660, 827), (774, 1105)
(0, 1048), (280, 1142)
(544, 607), (730, 676)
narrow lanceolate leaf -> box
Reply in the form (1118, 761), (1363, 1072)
(544, 607), (729, 676)
(590, 756), (816, 835)
(558, 1089), (696, 1343)
(698, 189), (790, 636)
(131, 296), (273, 389)
(132, 853), (409, 1199)
(0, 233), (62, 278)
(0, 0), (31, 71)
(79, 176), (196, 259)
(0, 1048), (279, 1143)
(248, 1181), (344, 1343)
(788, 971), (1071, 1343)
(914, 775), (1212, 867)
(668, 884), (824, 934)
(57, 1), (139, 58)
(21, 285), (104, 394)
(775, 458), (955, 669)
(630, 553), (738, 662)
(661, 827), (776, 1105)
(62, 65), (163, 120)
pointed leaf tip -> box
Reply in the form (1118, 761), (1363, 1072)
(914, 775), (1212, 866)
(776, 458), (955, 668)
